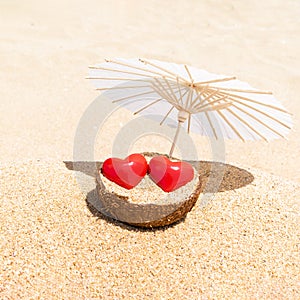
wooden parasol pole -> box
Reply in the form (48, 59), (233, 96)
(169, 110), (189, 157)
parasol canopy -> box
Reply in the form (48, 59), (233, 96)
(87, 58), (292, 156)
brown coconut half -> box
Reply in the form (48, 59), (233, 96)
(95, 152), (203, 228)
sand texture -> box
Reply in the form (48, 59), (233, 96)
(1, 0), (300, 298)
(1, 161), (300, 299)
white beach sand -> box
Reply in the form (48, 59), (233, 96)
(0, 0), (299, 298)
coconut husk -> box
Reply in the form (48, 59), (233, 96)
(95, 152), (203, 228)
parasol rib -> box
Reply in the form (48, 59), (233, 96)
(105, 59), (178, 82)
(193, 89), (220, 110)
(231, 104), (286, 138)
(190, 85), (210, 109)
(184, 88), (193, 111)
(216, 110), (245, 141)
(187, 113), (191, 134)
(194, 76), (236, 85)
(152, 82), (190, 111)
(208, 86), (273, 94)
(205, 111), (219, 140)
(205, 92), (289, 138)
(151, 84), (178, 108)
(96, 85), (152, 91)
(153, 78), (177, 103)
(112, 90), (157, 103)
(88, 65), (170, 79)
(213, 89), (290, 114)
(226, 97), (292, 130)
(162, 77), (180, 104)
(195, 96), (228, 112)
(133, 98), (163, 115)
(226, 107), (269, 141)
(184, 65), (194, 83)
(160, 106), (175, 126)
(207, 91), (290, 135)
(176, 77), (184, 106)
(140, 59), (190, 84)
(86, 77), (158, 82)
(201, 92), (244, 140)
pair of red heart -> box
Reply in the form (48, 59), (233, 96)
(101, 154), (194, 192)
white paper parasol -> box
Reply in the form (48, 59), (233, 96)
(87, 58), (292, 156)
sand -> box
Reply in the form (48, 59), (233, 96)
(1, 0), (300, 299)
(1, 161), (299, 299)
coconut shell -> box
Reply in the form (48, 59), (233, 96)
(95, 152), (203, 228)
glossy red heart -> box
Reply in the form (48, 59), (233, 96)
(148, 156), (194, 192)
(101, 154), (148, 190)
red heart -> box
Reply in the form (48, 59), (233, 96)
(148, 156), (194, 192)
(101, 154), (148, 190)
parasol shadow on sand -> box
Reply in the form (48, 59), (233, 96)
(64, 159), (254, 230)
